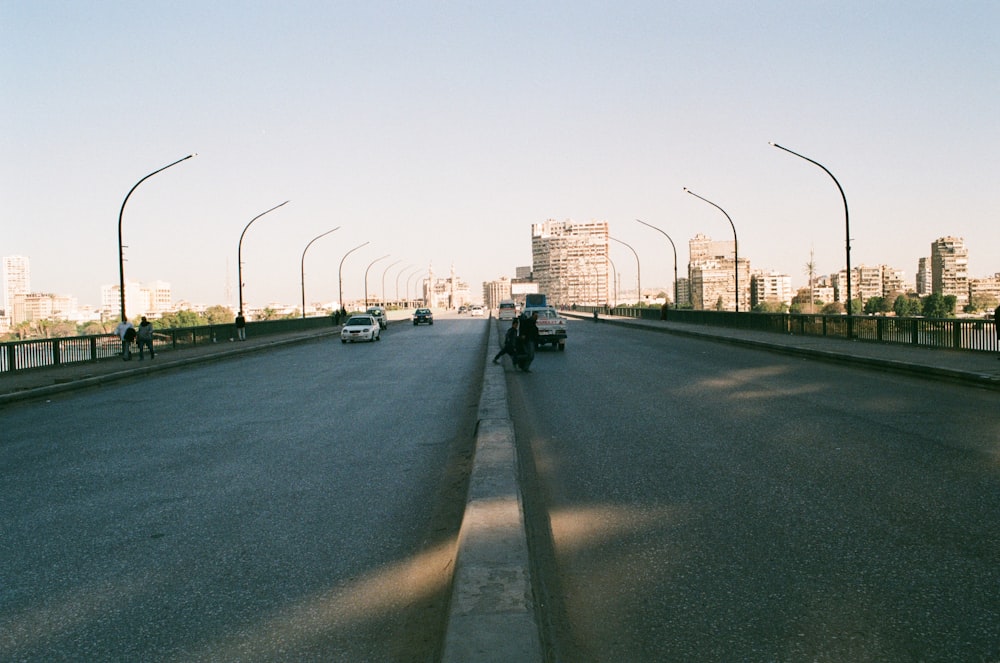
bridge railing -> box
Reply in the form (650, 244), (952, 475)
(0, 316), (338, 374)
(574, 306), (999, 354)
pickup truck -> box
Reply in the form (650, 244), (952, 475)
(522, 306), (567, 351)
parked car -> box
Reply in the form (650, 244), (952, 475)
(470, 305), (485, 317)
(412, 308), (434, 325)
(366, 306), (387, 329)
(341, 315), (381, 343)
(498, 299), (518, 321)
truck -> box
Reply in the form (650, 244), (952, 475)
(524, 293), (547, 308)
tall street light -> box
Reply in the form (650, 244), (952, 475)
(609, 236), (640, 307)
(117, 154), (196, 321)
(395, 264), (415, 303)
(238, 201), (290, 317)
(300, 227), (340, 318)
(364, 254), (390, 307)
(770, 142), (852, 331)
(403, 266), (422, 306)
(683, 188), (740, 312)
(381, 259), (402, 307)
(636, 218), (679, 309)
(607, 255), (618, 308)
(338, 241), (369, 313)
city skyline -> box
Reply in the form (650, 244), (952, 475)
(3, 3), (998, 307)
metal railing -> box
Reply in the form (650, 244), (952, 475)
(0, 316), (338, 374)
(575, 306), (999, 354)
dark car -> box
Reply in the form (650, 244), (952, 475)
(412, 308), (433, 325)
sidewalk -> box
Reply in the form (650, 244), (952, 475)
(0, 328), (341, 406)
(566, 312), (1000, 392)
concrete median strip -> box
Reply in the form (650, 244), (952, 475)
(441, 320), (542, 662)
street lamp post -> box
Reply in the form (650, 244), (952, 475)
(407, 269), (424, 306)
(338, 242), (369, 313)
(636, 218), (679, 309)
(381, 259), (402, 307)
(395, 264), (415, 304)
(300, 227), (340, 318)
(117, 154), (196, 321)
(770, 142), (852, 332)
(607, 255), (618, 308)
(609, 236), (641, 307)
(364, 254), (390, 307)
(683, 188), (740, 312)
(238, 201), (290, 318)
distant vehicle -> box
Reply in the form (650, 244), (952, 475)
(341, 315), (381, 343)
(523, 305), (566, 351)
(458, 305), (469, 314)
(498, 299), (518, 321)
(470, 305), (485, 317)
(524, 293), (547, 308)
(412, 308), (434, 325)
(366, 306), (387, 329)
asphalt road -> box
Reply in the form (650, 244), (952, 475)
(1, 314), (488, 662)
(508, 317), (1000, 662)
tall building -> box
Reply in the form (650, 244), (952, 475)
(931, 236), (969, 307)
(483, 276), (512, 310)
(531, 219), (609, 306)
(2, 255), (31, 315)
(688, 234), (749, 311)
(750, 271), (792, 308)
(916, 257), (932, 295)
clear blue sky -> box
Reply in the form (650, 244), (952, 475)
(3, 1), (998, 309)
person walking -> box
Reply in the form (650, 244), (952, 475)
(136, 316), (155, 360)
(114, 318), (135, 361)
(995, 303), (1000, 360)
(493, 317), (520, 364)
(235, 311), (246, 341)
(517, 311), (539, 372)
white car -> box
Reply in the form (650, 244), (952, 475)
(469, 305), (485, 317)
(341, 315), (381, 343)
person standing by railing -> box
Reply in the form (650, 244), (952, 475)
(114, 318), (135, 361)
(235, 311), (247, 341)
(137, 317), (155, 360)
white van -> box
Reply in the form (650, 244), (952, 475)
(497, 300), (517, 321)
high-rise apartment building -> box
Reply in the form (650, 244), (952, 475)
(916, 257), (932, 295)
(688, 234), (749, 311)
(750, 271), (792, 308)
(531, 219), (609, 306)
(2, 255), (31, 315)
(931, 236), (969, 307)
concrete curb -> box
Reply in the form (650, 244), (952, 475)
(441, 319), (542, 662)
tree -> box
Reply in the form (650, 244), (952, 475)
(921, 293), (954, 318)
(203, 305), (234, 324)
(156, 309), (206, 329)
(863, 296), (891, 315)
(821, 301), (845, 315)
(966, 292), (998, 313)
(893, 294), (922, 317)
(753, 301), (788, 313)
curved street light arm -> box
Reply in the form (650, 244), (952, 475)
(636, 218), (679, 309)
(118, 153), (196, 321)
(338, 241), (370, 313)
(237, 200), (290, 315)
(364, 254), (391, 307)
(300, 226), (340, 318)
(683, 188), (740, 312)
(770, 142), (852, 323)
(609, 236), (641, 307)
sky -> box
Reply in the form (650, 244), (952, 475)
(2, 1), (998, 310)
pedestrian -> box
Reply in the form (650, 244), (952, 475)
(995, 303), (1000, 360)
(235, 311), (246, 341)
(136, 316), (155, 360)
(493, 317), (520, 364)
(114, 318), (135, 361)
(517, 311), (539, 372)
